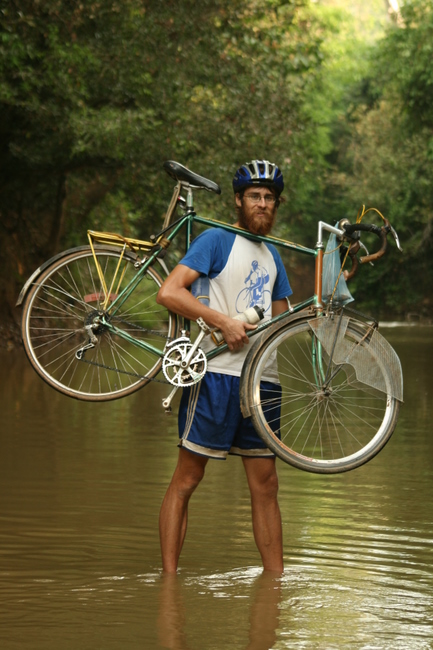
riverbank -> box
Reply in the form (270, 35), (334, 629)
(380, 320), (433, 328)
(2, 315), (432, 353)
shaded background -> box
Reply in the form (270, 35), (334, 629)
(1, 0), (433, 339)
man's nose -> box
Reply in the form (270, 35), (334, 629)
(257, 196), (267, 206)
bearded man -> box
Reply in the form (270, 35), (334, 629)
(156, 160), (292, 573)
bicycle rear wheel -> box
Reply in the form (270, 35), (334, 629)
(240, 315), (401, 473)
(21, 246), (177, 401)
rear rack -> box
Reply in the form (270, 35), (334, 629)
(87, 230), (155, 253)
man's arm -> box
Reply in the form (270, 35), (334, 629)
(156, 264), (257, 351)
(272, 297), (291, 317)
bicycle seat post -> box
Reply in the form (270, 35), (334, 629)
(185, 186), (194, 214)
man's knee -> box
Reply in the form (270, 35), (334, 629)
(259, 469), (279, 500)
(178, 468), (205, 495)
(245, 458), (280, 500)
(173, 451), (207, 497)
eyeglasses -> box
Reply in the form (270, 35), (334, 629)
(243, 193), (276, 204)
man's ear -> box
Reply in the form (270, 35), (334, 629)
(235, 193), (242, 208)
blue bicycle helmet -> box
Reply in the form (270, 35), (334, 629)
(232, 160), (284, 196)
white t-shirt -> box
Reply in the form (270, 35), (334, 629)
(181, 228), (292, 379)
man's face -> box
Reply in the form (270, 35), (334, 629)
(235, 187), (278, 236)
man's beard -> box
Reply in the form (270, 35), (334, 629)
(237, 203), (276, 236)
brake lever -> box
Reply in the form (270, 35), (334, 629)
(358, 241), (374, 266)
(389, 224), (403, 252)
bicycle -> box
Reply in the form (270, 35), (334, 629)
(16, 160), (404, 474)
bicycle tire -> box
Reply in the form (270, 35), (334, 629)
(21, 246), (177, 401)
(240, 315), (401, 473)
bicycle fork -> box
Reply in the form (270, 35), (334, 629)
(311, 311), (346, 392)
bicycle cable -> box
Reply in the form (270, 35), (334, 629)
(77, 356), (171, 384)
(110, 316), (175, 340)
(75, 315), (176, 384)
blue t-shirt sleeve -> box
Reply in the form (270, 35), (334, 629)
(179, 229), (235, 278)
(268, 244), (293, 300)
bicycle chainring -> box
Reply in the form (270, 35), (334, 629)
(162, 342), (207, 387)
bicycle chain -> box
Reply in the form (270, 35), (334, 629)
(78, 356), (171, 384)
(76, 317), (175, 384)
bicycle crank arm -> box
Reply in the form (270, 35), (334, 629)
(180, 317), (211, 369)
(162, 386), (179, 413)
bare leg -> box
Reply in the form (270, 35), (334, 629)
(159, 448), (208, 573)
(242, 456), (284, 573)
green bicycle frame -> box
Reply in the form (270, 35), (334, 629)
(98, 209), (318, 360)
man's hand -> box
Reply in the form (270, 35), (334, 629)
(157, 264), (263, 351)
(218, 317), (257, 351)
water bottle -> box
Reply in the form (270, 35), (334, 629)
(211, 305), (265, 345)
(191, 276), (210, 307)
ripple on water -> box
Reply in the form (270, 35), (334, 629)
(1, 344), (433, 649)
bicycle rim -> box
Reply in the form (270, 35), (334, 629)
(21, 247), (177, 401)
(244, 318), (400, 473)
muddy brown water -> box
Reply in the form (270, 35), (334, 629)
(1, 326), (432, 649)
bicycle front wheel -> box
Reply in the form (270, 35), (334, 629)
(241, 316), (401, 473)
(21, 246), (177, 401)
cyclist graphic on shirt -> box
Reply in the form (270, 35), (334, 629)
(238, 260), (271, 311)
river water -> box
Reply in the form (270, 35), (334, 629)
(1, 326), (432, 649)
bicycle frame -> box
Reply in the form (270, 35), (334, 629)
(85, 179), (351, 367)
(18, 164), (403, 469)
(89, 227), (323, 358)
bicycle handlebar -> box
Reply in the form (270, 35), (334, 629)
(343, 221), (389, 264)
(332, 216), (403, 282)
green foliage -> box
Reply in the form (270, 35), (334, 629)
(2, 0), (432, 327)
(1, 0), (333, 284)
(376, 0), (433, 130)
(327, 0), (433, 319)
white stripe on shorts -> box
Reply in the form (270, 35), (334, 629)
(182, 382), (201, 442)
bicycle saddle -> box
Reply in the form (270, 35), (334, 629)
(163, 160), (221, 194)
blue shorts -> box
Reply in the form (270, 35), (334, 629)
(178, 372), (281, 460)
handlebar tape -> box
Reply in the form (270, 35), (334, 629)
(343, 223), (383, 237)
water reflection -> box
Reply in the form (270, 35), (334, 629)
(1, 326), (433, 649)
(157, 570), (281, 650)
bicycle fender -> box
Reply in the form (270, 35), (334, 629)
(15, 245), (171, 306)
(239, 309), (313, 418)
(15, 246), (94, 306)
